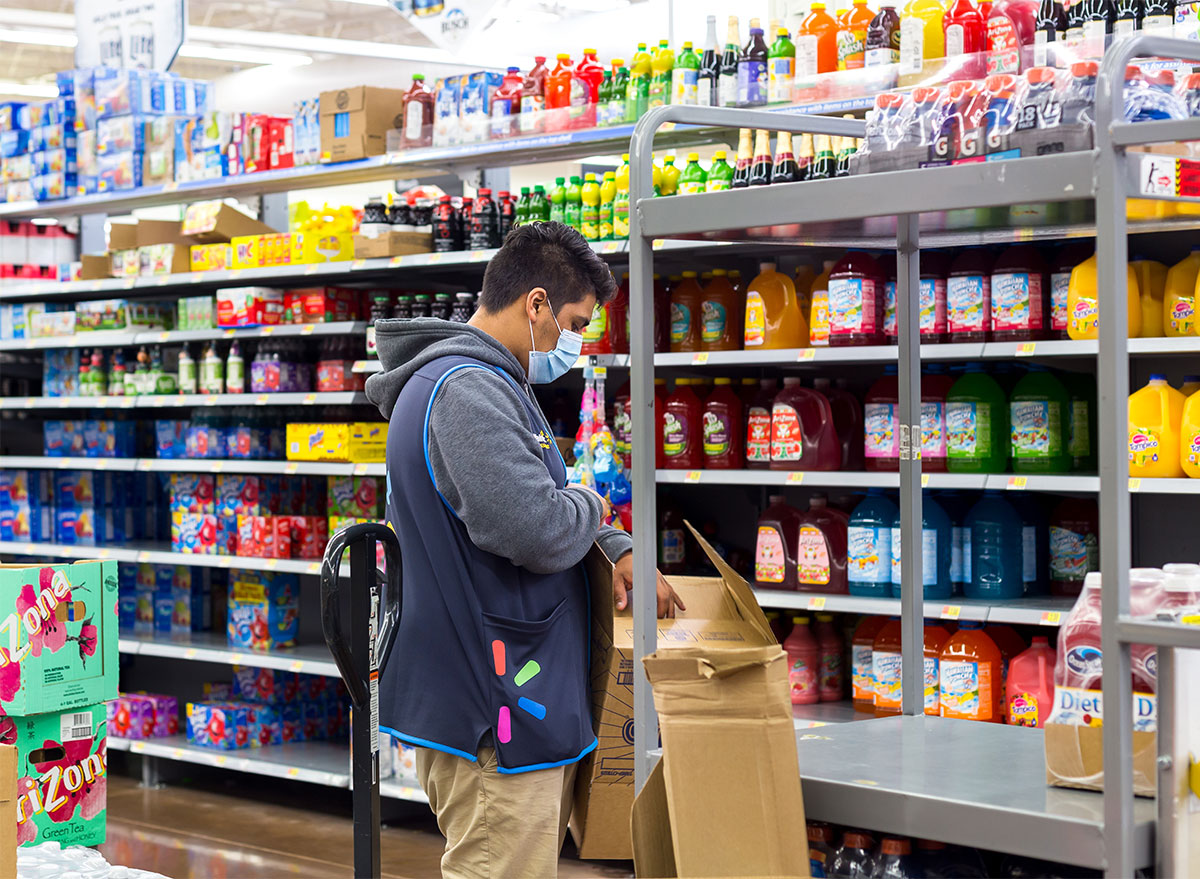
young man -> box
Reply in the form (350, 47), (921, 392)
(365, 221), (682, 878)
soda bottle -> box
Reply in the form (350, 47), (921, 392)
(1034, 0), (1070, 65)
(626, 43), (651, 122)
(532, 184), (550, 221)
(829, 832), (877, 877)
(770, 133), (799, 183)
(838, 0), (875, 70)
(580, 173), (601, 241)
(548, 176), (566, 224)
(497, 190), (515, 239)
(732, 128), (754, 187)
(945, 0), (988, 78)
(719, 16), (742, 106)
(739, 23), (769, 105)
(659, 155), (680, 195)
(432, 195), (457, 252)
(699, 15), (721, 106)
(768, 27), (796, 103)
(545, 54), (574, 132)
(784, 616), (820, 704)
(564, 175), (583, 230)
(677, 152), (708, 194)
(649, 39), (674, 109)
(513, 187), (530, 228)
(672, 41), (700, 105)
(748, 129), (773, 186)
(613, 154), (630, 239)
(866, 3), (901, 66)
(519, 56), (548, 134)
(596, 70), (612, 126)
(401, 73), (435, 149)
(901, 0), (949, 79)
(608, 61), (629, 126)
(797, 2), (840, 76)
(705, 150), (734, 191)
(569, 48), (603, 131)
(599, 171), (616, 239)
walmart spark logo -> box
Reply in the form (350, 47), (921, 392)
(535, 430), (553, 450)
(491, 640), (546, 743)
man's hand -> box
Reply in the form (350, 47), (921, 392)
(612, 551), (686, 619)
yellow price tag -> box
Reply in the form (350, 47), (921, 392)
(1016, 342), (1036, 356)
(691, 352), (709, 365)
(171, 748), (184, 760)
(229, 269), (243, 279)
(1040, 611), (1062, 625)
(921, 474), (930, 487)
(428, 253), (442, 264)
(602, 241), (620, 253)
(1129, 478), (1142, 492)
(287, 767), (301, 778)
(593, 366), (607, 379)
(156, 276), (171, 286)
(683, 470), (702, 483)
(204, 397), (218, 406)
(123, 278), (137, 288)
(261, 326), (275, 336)
(163, 181), (179, 193)
(389, 256), (405, 267)
(97, 548), (111, 558)
(301, 325), (315, 335)
(1007, 476), (1028, 490)
(230, 654), (245, 665)
(223, 328), (236, 338)
(158, 332), (171, 342)
(184, 648), (197, 659)
(266, 559), (279, 570)
(304, 265), (320, 275)
(1016, 228), (1034, 242)
(786, 472), (805, 484)
(941, 605), (962, 620)
(797, 349), (817, 361)
(471, 250), (489, 262)
(289, 661), (305, 672)
(285, 462), (300, 475)
(303, 393), (317, 404)
(652, 239), (666, 250)
(807, 596), (826, 610)
(136, 551), (151, 562)
(215, 755), (228, 766)
(353, 463), (370, 475)
(352, 260), (366, 270)
(255, 394), (270, 406)
(307, 562), (322, 574)
(211, 462), (225, 473)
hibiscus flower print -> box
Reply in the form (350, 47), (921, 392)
(66, 618), (97, 666)
(16, 571), (72, 658)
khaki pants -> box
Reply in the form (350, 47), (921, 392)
(416, 745), (577, 879)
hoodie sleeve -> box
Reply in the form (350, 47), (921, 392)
(426, 368), (605, 574)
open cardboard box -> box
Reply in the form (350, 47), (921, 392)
(572, 525), (809, 877)
(0, 744), (12, 875)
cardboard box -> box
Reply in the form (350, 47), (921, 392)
(78, 254), (111, 280)
(134, 219), (184, 248)
(286, 423), (386, 463)
(107, 222), (137, 251)
(626, 525), (810, 878)
(182, 201), (274, 244)
(1044, 687), (1158, 797)
(190, 243), (234, 272)
(14, 705), (107, 848)
(0, 561), (118, 715)
(353, 230), (432, 259)
(0, 744), (13, 874)
(319, 86), (406, 163)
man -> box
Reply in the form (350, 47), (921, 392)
(365, 221), (682, 878)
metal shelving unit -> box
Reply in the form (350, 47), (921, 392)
(0, 456), (385, 476)
(118, 631), (339, 676)
(752, 588), (1075, 625)
(0, 540), (327, 576)
(2, 391), (369, 410)
(0, 321), (367, 350)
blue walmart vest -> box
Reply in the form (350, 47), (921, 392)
(380, 354), (596, 773)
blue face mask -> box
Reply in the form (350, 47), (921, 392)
(527, 297), (582, 384)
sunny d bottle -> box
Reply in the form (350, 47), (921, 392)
(798, 2), (840, 76)
(768, 28), (796, 102)
(672, 41), (700, 105)
(745, 261), (806, 349)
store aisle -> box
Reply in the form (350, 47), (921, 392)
(98, 776), (633, 878)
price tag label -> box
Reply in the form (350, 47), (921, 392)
(652, 239), (666, 251)
(123, 278), (137, 289)
(266, 558), (279, 570)
(90, 280), (103, 291)
(389, 256), (405, 267)
(163, 181), (179, 193)
(1007, 476), (1028, 490)
(921, 474), (930, 487)
(255, 394), (270, 406)
(285, 462), (300, 475)
(229, 269), (243, 280)
(97, 548), (111, 558)
(184, 648), (197, 659)
(171, 748), (184, 760)
(352, 260), (366, 270)
(211, 461), (225, 473)
(204, 397), (218, 406)
(428, 253), (443, 264)
(797, 349), (817, 361)
(223, 329), (236, 338)
(287, 767), (301, 778)
(471, 250), (489, 262)
(215, 755), (228, 766)
(303, 393), (317, 405)
(807, 596), (826, 610)
(786, 472), (805, 485)
(353, 463), (370, 475)
(304, 265), (320, 275)
(307, 562), (322, 574)
(156, 276), (171, 286)
(593, 366), (607, 379)
(136, 460), (152, 471)
(289, 661), (306, 672)
(602, 241), (620, 253)
(1016, 342), (1036, 356)
(158, 332), (171, 342)
(1015, 228), (1035, 242)
(940, 605), (962, 620)
(683, 470), (702, 483)
(691, 352), (709, 365)
(1040, 611), (1062, 625)
(261, 326), (275, 336)
(136, 551), (151, 562)
(1129, 477), (1142, 492)
(300, 325), (315, 335)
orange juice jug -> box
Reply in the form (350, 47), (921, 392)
(837, 0), (875, 70)
(669, 270), (704, 352)
(797, 3), (840, 76)
(1129, 374), (1185, 478)
(938, 620), (1002, 722)
(1180, 388), (1200, 477)
(744, 261), (807, 349)
(1132, 259), (1167, 338)
(807, 259), (835, 346)
(1065, 253), (1141, 340)
(1165, 249), (1200, 337)
(699, 269), (742, 351)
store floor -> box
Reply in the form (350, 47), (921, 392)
(99, 774), (633, 878)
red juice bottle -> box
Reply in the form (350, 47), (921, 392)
(662, 378), (703, 470)
(770, 377), (842, 471)
(798, 495), (849, 594)
(990, 243), (1049, 341)
(702, 378), (744, 469)
(947, 248), (993, 342)
(608, 274), (629, 354)
(828, 250), (885, 347)
(919, 250), (950, 343)
(571, 49), (604, 129)
(945, 0), (988, 79)
(654, 378), (666, 469)
(746, 377), (778, 469)
(879, 251), (898, 344)
(545, 54), (574, 132)
(921, 363), (955, 472)
(987, 0), (1039, 75)
(785, 616), (821, 704)
(814, 613), (844, 701)
(489, 67), (524, 140)
(756, 494), (804, 590)
(864, 364), (899, 472)
(401, 73), (435, 149)
(519, 56), (548, 135)
(814, 377), (864, 470)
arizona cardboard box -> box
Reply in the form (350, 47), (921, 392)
(0, 744), (13, 875)
(0, 561), (119, 715)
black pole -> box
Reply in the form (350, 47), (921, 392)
(350, 534), (381, 879)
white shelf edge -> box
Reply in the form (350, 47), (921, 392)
(0, 322), (368, 352)
(119, 633), (340, 676)
(0, 541), (327, 576)
(379, 780), (429, 804)
(0, 457), (385, 477)
(4, 391), (369, 410)
(753, 589), (1072, 626)
(111, 736), (351, 788)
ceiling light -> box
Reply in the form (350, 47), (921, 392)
(178, 45), (314, 67)
(0, 27), (76, 48)
(0, 80), (59, 98)
(330, 0), (391, 6)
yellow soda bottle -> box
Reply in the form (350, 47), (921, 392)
(580, 172), (601, 241)
(1065, 253), (1141, 340)
(1132, 259), (1168, 337)
(659, 155), (680, 195)
(599, 171), (616, 240)
(1164, 248), (1200, 336)
(613, 154), (630, 239)
(1129, 374), (1185, 478)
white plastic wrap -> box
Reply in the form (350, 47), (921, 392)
(18, 841), (168, 879)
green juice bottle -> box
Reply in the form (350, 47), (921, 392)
(767, 27), (796, 104)
(581, 172), (601, 241)
(514, 186), (530, 227)
(705, 150), (734, 191)
(533, 185), (550, 221)
(946, 364), (1010, 474)
(1009, 365), (1072, 474)
(549, 177), (566, 224)
(672, 41), (701, 105)
(678, 152), (708, 195)
(609, 62), (629, 125)
(565, 175), (583, 230)
(626, 43), (651, 122)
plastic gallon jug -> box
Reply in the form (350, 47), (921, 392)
(923, 621), (952, 716)
(1129, 374), (1185, 478)
(938, 489), (971, 594)
(784, 615), (820, 704)
(1164, 249), (1200, 337)
(807, 259), (834, 346)
(990, 244), (1049, 341)
(770, 377), (842, 471)
(1180, 386), (1200, 477)
(669, 270), (703, 352)
(745, 262), (807, 349)
(828, 250), (886, 346)
(755, 494), (804, 590)
(745, 377), (778, 468)
(1009, 364), (1071, 473)
(814, 613), (844, 701)
(939, 620), (1002, 722)
(965, 491), (1024, 600)
(702, 378), (743, 469)
(851, 615), (888, 708)
(662, 378), (703, 470)
(699, 269), (742, 351)
(890, 493), (952, 599)
(880, 252), (898, 342)
(1181, 375), (1200, 397)
(947, 364), (1010, 473)
(918, 250), (950, 342)
(1048, 242), (1090, 339)
(815, 377), (864, 470)
(864, 364), (900, 471)
(985, 622), (1027, 718)
(1007, 635), (1056, 727)
(1048, 497), (1098, 596)
(797, 495), (848, 593)
(1009, 492), (1048, 595)
(1066, 253), (1141, 340)
(947, 248), (993, 342)
(871, 617), (903, 715)
(921, 364), (955, 472)
(1053, 571), (1157, 696)
(848, 489), (896, 597)
(1132, 258), (1167, 338)
(1065, 371), (1097, 472)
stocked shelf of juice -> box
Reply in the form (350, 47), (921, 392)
(107, 692), (179, 741)
(1129, 371), (1200, 478)
(0, 468), (165, 545)
(117, 561), (216, 639)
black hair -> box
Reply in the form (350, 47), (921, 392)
(479, 221), (617, 314)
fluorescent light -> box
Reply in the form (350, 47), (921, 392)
(0, 27), (76, 48)
(188, 25), (455, 63)
(0, 79), (59, 98)
(331, 0), (391, 6)
(178, 45), (314, 67)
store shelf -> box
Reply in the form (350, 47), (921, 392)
(985, 474), (1101, 492)
(0, 541), (327, 576)
(657, 469), (993, 490)
(109, 736), (351, 788)
(119, 630), (339, 676)
(793, 701), (866, 728)
(379, 779), (429, 804)
(2, 392), (369, 410)
(0, 322), (367, 351)
(0, 457), (384, 476)
(754, 589), (1074, 626)
(0, 455), (139, 471)
(796, 715), (1155, 870)
(654, 343), (984, 367)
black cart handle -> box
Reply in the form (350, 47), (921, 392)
(320, 522), (401, 711)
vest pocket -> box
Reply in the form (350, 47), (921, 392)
(480, 597), (593, 770)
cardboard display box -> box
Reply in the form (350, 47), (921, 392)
(0, 744), (13, 876)
(352, 230), (432, 259)
(319, 86), (406, 163)
(182, 201), (275, 245)
(77, 254), (110, 281)
(1044, 686), (1158, 797)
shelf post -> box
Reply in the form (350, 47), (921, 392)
(896, 213), (925, 715)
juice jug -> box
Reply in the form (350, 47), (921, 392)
(1009, 491), (1048, 596)
(580, 173), (601, 241)
(872, 617), (903, 715)
(939, 489), (971, 594)
(699, 269), (742, 351)
(672, 41), (700, 105)
(797, 2), (840, 76)
(985, 622), (1027, 718)
(658, 500), (687, 574)
(755, 494), (804, 590)
(890, 493), (953, 599)
(745, 377), (778, 468)
(784, 616), (820, 704)
(702, 378), (744, 469)
(519, 56), (548, 134)
(1066, 253), (1141, 340)
(545, 54), (574, 132)
(1007, 635), (1056, 727)
(649, 39), (674, 109)
(866, 3), (901, 67)
(1064, 371), (1096, 471)
(848, 489), (896, 597)
(1129, 374), (1185, 478)
(1182, 375), (1200, 396)
(1164, 248), (1200, 336)
(991, 244), (1049, 341)
(1009, 364), (1071, 473)
(965, 491), (1024, 599)
(1179, 386), (1200, 477)
(946, 364), (1009, 473)
(852, 615), (889, 708)
(814, 613), (844, 701)
(921, 363), (955, 472)
(745, 261), (807, 349)
(923, 621), (952, 715)
(797, 495), (848, 593)
(401, 73), (435, 149)
(899, 0), (947, 79)
(808, 259), (834, 346)
(837, 0), (875, 70)
(864, 364), (899, 471)
(939, 620), (1003, 721)
(663, 378), (703, 469)
(1049, 496), (1098, 596)
(1132, 258), (1167, 337)
(880, 251), (898, 342)
(669, 270), (703, 352)
(1049, 241), (1091, 339)
(947, 248), (993, 341)
(570, 49), (604, 129)
(943, 0), (986, 79)
(986, 0), (1039, 75)
(916, 250), (950, 342)
(815, 376), (864, 469)
(770, 377), (842, 471)
(828, 250), (885, 346)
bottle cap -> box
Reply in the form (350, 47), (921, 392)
(844, 832), (873, 849)
(1146, 69), (1175, 87)
(792, 615), (809, 625)
(681, 270), (698, 277)
(683, 41), (693, 48)
(604, 171), (615, 178)
(585, 172), (597, 181)
(715, 377), (732, 385)
(1150, 373), (1167, 382)
(1071, 60), (1099, 78)
(507, 66), (520, 73)
(613, 58), (625, 66)
(881, 838), (911, 856)
(557, 53), (571, 60)
(712, 268), (728, 276)
(478, 188), (491, 196)
(584, 47), (597, 54)
(413, 73), (425, 81)
(687, 151), (700, 161)
(713, 149), (727, 159)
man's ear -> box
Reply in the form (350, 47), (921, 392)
(526, 286), (548, 320)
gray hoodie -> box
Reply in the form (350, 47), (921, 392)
(365, 318), (632, 573)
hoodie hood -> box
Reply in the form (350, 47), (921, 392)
(365, 318), (527, 417)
